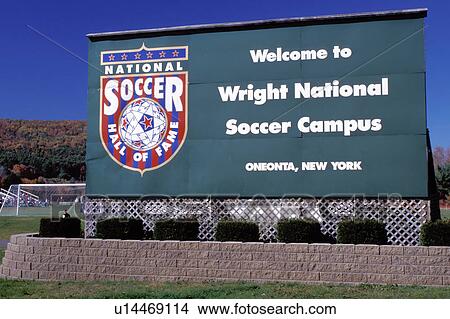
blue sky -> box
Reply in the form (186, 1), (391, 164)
(0, 0), (448, 147)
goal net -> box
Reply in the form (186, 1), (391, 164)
(0, 183), (85, 217)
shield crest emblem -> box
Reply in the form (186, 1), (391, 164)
(99, 44), (188, 175)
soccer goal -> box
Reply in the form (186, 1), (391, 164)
(0, 183), (86, 217)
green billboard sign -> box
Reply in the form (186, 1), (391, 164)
(86, 9), (428, 197)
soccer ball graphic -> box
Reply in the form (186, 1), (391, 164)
(119, 98), (167, 151)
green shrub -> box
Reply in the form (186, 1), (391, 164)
(420, 220), (450, 246)
(39, 217), (81, 238)
(276, 218), (323, 243)
(154, 219), (199, 241)
(337, 219), (388, 245)
(144, 229), (154, 240)
(96, 218), (144, 240)
(215, 220), (259, 242)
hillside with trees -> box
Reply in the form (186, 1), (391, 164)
(0, 119), (86, 189)
(433, 146), (450, 202)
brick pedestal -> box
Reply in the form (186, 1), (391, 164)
(1, 234), (448, 285)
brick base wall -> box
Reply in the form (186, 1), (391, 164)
(0, 234), (449, 285)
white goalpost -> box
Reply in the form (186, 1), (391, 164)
(0, 183), (86, 217)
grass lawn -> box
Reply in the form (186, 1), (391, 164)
(441, 208), (450, 220)
(0, 216), (41, 240)
(0, 207), (52, 217)
(0, 280), (448, 299)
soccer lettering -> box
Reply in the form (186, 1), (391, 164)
(100, 45), (188, 174)
(297, 117), (382, 136)
(218, 83), (289, 106)
(103, 75), (184, 115)
(249, 47), (328, 63)
(224, 117), (383, 136)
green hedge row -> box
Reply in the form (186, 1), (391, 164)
(39, 217), (82, 238)
(337, 219), (388, 245)
(39, 216), (450, 247)
(216, 220), (259, 242)
(276, 218), (323, 243)
(96, 218), (144, 240)
(277, 218), (389, 245)
(420, 220), (450, 246)
(154, 219), (199, 241)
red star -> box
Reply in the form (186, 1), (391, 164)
(172, 50), (179, 57)
(140, 115), (153, 130)
(122, 117), (128, 128)
(159, 51), (166, 58)
(146, 51), (153, 59)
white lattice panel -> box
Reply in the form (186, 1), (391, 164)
(83, 197), (429, 246)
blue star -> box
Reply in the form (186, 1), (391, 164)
(140, 115), (153, 130)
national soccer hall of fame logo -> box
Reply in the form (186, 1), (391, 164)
(99, 44), (188, 174)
